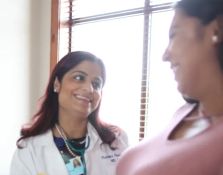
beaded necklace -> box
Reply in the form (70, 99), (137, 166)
(55, 124), (77, 157)
(55, 124), (90, 175)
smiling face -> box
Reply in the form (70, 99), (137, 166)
(54, 60), (103, 120)
(163, 9), (219, 98)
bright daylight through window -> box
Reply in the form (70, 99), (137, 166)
(56, 0), (184, 145)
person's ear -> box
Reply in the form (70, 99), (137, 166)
(54, 77), (61, 93)
(212, 34), (219, 43)
(211, 16), (223, 44)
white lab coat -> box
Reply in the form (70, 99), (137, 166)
(10, 123), (128, 175)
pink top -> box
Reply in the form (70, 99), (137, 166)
(116, 103), (223, 175)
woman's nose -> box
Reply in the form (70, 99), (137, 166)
(162, 46), (171, 62)
(82, 81), (94, 92)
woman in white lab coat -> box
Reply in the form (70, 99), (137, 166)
(10, 51), (128, 175)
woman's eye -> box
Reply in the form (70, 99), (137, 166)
(169, 33), (174, 39)
(92, 80), (103, 90)
(169, 30), (176, 40)
(74, 74), (85, 81)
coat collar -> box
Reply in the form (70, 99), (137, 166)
(32, 122), (101, 149)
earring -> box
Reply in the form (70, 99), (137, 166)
(54, 88), (57, 93)
(212, 35), (218, 43)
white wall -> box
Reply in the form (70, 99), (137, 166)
(0, 0), (51, 174)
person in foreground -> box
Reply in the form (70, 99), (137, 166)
(10, 51), (128, 175)
(116, 0), (223, 174)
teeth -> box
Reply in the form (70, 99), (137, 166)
(75, 95), (91, 102)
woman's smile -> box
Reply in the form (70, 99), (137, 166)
(74, 94), (92, 107)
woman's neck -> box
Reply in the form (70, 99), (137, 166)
(56, 110), (88, 139)
(55, 117), (87, 139)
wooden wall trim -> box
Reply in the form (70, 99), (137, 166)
(50, 0), (60, 72)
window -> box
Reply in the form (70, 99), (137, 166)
(50, 0), (184, 145)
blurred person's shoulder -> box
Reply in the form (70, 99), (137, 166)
(173, 102), (197, 119)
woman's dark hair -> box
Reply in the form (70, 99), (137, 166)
(175, 0), (223, 69)
(17, 51), (117, 149)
